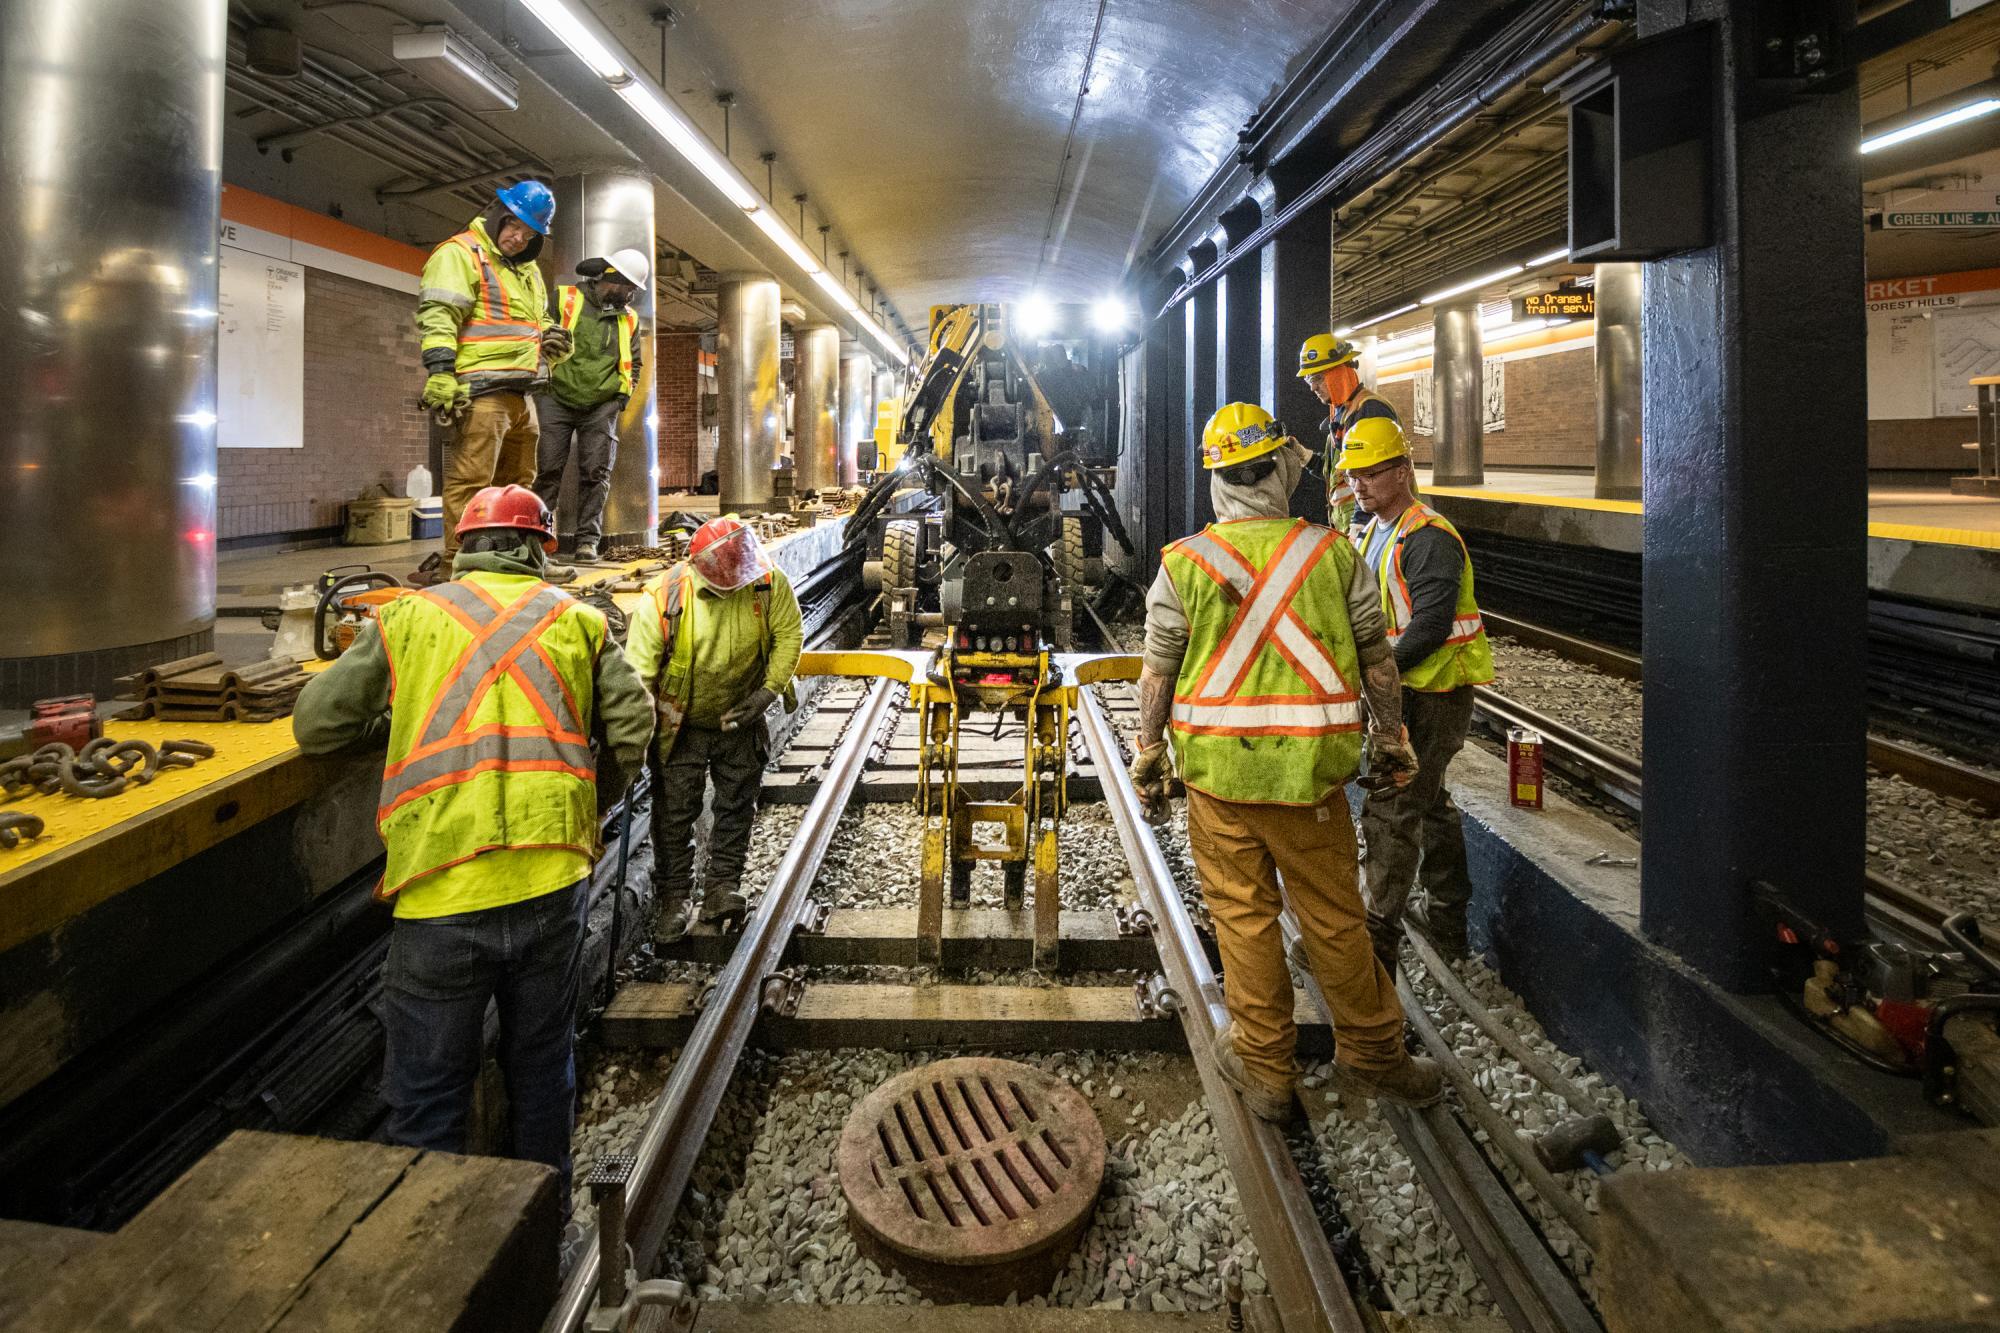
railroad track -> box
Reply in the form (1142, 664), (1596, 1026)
(1473, 613), (1995, 946)
(549, 670), (1628, 1333)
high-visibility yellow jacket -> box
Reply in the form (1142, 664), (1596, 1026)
(554, 284), (640, 399)
(416, 216), (552, 393)
(1162, 518), (1364, 805)
(625, 564), (802, 755)
(374, 570), (607, 915)
(1324, 388), (1399, 531)
(1361, 502), (1494, 692)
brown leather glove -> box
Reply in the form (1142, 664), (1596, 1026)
(1128, 740), (1173, 824)
(1362, 726), (1419, 792)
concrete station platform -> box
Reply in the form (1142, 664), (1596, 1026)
(1414, 468), (2000, 612)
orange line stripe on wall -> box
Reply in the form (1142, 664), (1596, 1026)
(221, 184), (427, 276)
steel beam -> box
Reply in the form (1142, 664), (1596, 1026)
(1267, 204), (1334, 526)
(1184, 287), (1219, 533)
(1636, 1), (1868, 986)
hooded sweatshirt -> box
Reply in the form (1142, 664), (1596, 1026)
(1141, 440), (1390, 677)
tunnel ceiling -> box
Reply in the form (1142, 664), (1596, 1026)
(587, 0), (1348, 317)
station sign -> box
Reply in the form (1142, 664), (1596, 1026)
(1514, 286), (1595, 320)
(1879, 189), (2000, 230)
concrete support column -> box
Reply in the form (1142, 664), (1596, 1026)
(1267, 204), (1334, 525)
(548, 169), (657, 545)
(1594, 262), (1644, 500)
(1637, 1), (1866, 986)
(716, 273), (782, 513)
(792, 322), (839, 492)
(1430, 298), (1484, 486)
(0, 0), (226, 707)
(1184, 283), (1219, 531)
(837, 345), (872, 487)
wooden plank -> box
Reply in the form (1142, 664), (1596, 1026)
(273, 1147), (558, 1332)
(1599, 1130), (2000, 1332)
(602, 981), (702, 1045)
(0, 1220), (105, 1327)
(16, 1131), (415, 1331)
(656, 907), (1160, 971)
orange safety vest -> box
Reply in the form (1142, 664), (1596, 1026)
(374, 573), (605, 901)
(1162, 518), (1364, 804)
(557, 285), (639, 398)
(445, 229), (543, 374)
(1363, 502), (1495, 692)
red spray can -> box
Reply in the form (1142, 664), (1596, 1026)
(1507, 728), (1544, 809)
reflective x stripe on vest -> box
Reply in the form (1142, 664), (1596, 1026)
(1370, 503), (1495, 693)
(559, 286), (639, 398)
(379, 581), (596, 817)
(1163, 519), (1364, 805)
(447, 230), (540, 377)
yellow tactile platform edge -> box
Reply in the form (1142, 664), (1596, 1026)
(1423, 485), (2000, 550)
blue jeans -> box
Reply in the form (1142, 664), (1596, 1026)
(381, 879), (587, 1199)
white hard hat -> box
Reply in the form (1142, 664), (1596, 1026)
(603, 247), (651, 290)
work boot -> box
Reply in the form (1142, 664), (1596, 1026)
(544, 562), (580, 585)
(1405, 900), (1469, 962)
(1213, 1023), (1296, 1124)
(698, 882), (748, 930)
(1337, 1053), (1445, 1109)
(575, 540), (601, 563)
(655, 889), (693, 942)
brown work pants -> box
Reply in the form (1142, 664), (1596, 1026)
(1186, 786), (1407, 1093)
(442, 392), (538, 555)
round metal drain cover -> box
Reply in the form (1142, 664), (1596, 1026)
(838, 1056), (1106, 1271)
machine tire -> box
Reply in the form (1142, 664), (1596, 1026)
(1053, 516), (1089, 591)
(884, 518), (920, 590)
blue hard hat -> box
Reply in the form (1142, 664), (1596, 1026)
(494, 179), (555, 235)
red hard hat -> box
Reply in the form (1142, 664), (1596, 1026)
(688, 515), (772, 593)
(456, 484), (557, 552)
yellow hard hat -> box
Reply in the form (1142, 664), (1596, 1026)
(1335, 415), (1410, 472)
(1201, 402), (1290, 470)
(1296, 333), (1360, 378)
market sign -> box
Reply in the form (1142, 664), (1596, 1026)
(1879, 189), (2000, 230)
(1515, 286), (1595, 320)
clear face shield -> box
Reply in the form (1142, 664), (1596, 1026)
(689, 522), (773, 593)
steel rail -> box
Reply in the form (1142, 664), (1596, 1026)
(1075, 689), (1366, 1333)
(1279, 913), (1601, 1333)
(543, 680), (898, 1333)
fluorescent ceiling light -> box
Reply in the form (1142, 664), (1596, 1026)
(811, 270), (861, 312)
(1862, 97), (2000, 154)
(1017, 295), (1056, 338)
(748, 205), (821, 275)
(390, 26), (520, 112)
(614, 82), (759, 211)
(1422, 264), (1524, 305)
(1526, 246), (1570, 268)
(1090, 296), (1128, 333)
(1346, 302), (1420, 334)
(516, 0), (626, 79)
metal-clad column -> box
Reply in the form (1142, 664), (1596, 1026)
(792, 323), (839, 492)
(0, 0), (226, 707)
(1268, 202), (1333, 525)
(1594, 262), (1643, 500)
(1638, 2), (1866, 985)
(716, 273), (781, 513)
(548, 170), (657, 545)
(837, 345), (872, 487)
(1430, 298), (1484, 485)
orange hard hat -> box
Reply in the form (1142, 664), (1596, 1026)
(456, 484), (556, 552)
(688, 515), (773, 592)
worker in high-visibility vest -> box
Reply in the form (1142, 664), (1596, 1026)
(414, 180), (573, 582)
(625, 516), (803, 936)
(1297, 334), (1400, 533)
(293, 485), (653, 1197)
(1127, 403), (1440, 1120)
(1340, 416), (1495, 964)
(533, 248), (650, 564)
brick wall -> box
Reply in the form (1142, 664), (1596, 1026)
(657, 331), (702, 489)
(1379, 347), (1597, 469)
(217, 269), (429, 541)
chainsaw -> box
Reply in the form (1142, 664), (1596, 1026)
(313, 566), (413, 660)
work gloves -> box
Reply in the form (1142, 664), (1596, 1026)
(1362, 726), (1420, 792)
(541, 324), (575, 363)
(1128, 740), (1173, 825)
(421, 372), (469, 417)
(720, 686), (778, 732)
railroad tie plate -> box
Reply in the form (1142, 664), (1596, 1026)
(837, 1056), (1106, 1277)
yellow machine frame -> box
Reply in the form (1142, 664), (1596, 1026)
(799, 648), (1139, 968)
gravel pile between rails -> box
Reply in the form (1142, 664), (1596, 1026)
(654, 1048), (1269, 1310)
(1489, 638), (2000, 920)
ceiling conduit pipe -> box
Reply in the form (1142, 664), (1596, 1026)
(1149, 2), (1622, 323)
